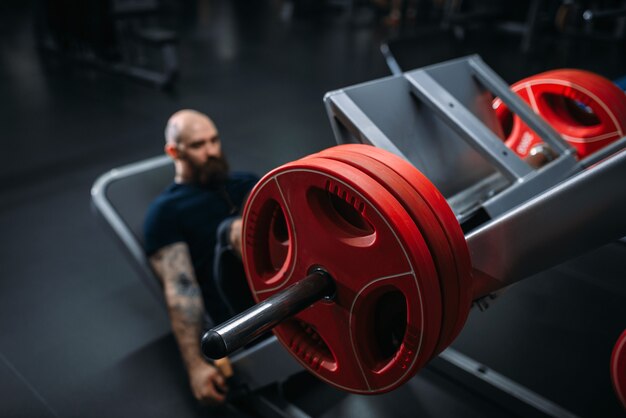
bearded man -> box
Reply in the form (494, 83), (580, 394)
(144, 109), (258, 404)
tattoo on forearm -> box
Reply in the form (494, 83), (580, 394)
(150, 242), (207, 371)
(176, 273), (200, 297)
(172, 301), (202, 326)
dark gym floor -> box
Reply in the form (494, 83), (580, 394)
(1, 1), (625, 417)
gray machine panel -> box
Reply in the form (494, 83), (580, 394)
(330, 75), (500, 200)
(325, 55), (584, 222)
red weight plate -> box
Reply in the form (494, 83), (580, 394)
(612, 330), (626, 410)
(324, 144), (472, 349)
(308, 147), (461, 356)
(241, 156), (442, 394)
(494, 69), (626, 159)
(515, 71), (626, 154)
(495, 85), (543, 157)
(493, 70), (623, 157)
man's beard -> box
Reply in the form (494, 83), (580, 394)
(189, 154), (230, 187)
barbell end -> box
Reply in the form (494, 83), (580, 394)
(202, 330), (228, 360)
(200, 269), (335, 360)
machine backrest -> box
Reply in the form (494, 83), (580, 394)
(91, 155), (174, 301)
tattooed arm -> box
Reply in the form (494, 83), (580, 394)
(150, 242), (227, 404)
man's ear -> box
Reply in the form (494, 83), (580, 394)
(165, 143), (179, 159)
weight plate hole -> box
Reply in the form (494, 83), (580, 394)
(306, 183), (376, 246)
(355, 287), (408, 372)
(499, 108), (514, 139)
(541, 93), (600, 127)
(250, 198), (291, 280)
(373, 290), (407, 365)
(268, 204), (289, 271)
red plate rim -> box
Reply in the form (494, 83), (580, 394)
(612, 330), (626, 409)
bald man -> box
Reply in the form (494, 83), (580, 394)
(144, 110), (258, 404)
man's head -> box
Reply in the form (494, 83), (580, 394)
(164, 109), (229, 186)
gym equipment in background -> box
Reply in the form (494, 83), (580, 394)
(36, 0), (179, 88)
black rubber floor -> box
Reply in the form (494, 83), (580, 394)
(1, 1), (624, 417)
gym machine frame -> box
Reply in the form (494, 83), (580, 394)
(203, 55), (625, 416)
(323, 54), (625, 297)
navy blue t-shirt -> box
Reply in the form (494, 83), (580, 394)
(144, 172), (259, 321)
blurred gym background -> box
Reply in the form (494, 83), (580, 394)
(1, 0), (625, 416)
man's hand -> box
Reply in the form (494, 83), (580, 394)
(229, 218), (243, 258)
(189, 362), (228, 405)
(214, 357), (234, 378)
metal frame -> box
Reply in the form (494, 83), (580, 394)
(324, 54), (626, 294)
(434, 348), (580, 418)
(405, 56), (581, 216)
(324, 54), (626, 225)
(324, 54), (626, 416)
(468, 147), (626, 297)
(91, 155), (169, 302)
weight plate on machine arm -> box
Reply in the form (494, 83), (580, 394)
(494, 69), (626, 160)
(241, 156), (442, 394)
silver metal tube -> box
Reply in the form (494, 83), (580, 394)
(468, 56), (574, 156)
(406, 70), (533, 182)
(467, 149), (626, 299)
(201, 270), (334, 359)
